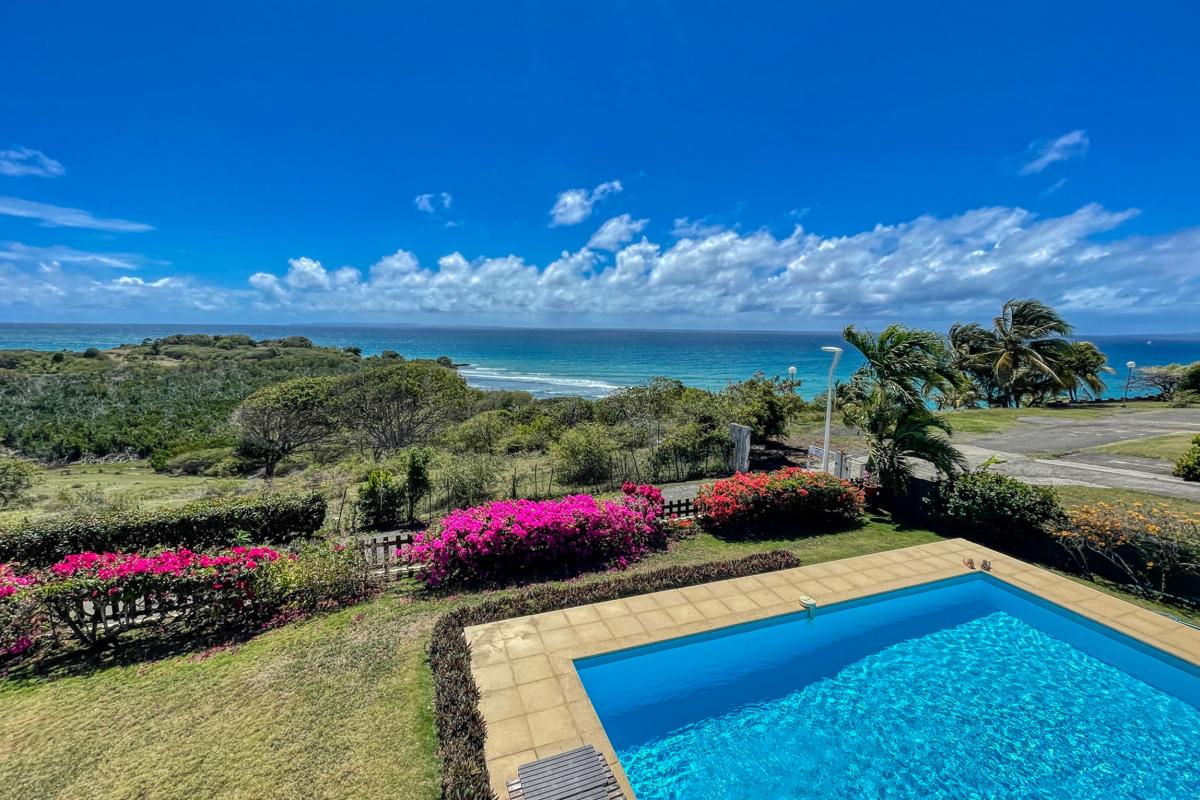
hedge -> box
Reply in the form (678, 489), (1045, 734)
(428, 550), (803, 800)
(0, 493), (327, 567)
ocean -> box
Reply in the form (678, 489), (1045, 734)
(0, 323), (1197, 401)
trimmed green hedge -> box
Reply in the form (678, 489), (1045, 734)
(925, 471), (1065, 542)
(0, 492), (327, 567)
(428, 550), (803, 800)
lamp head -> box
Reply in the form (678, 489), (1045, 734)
(1127, 360), (1137, 369)
(821, 346), (843, 354)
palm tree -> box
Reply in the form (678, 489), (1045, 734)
(841, 324), (967, 494)
(949, 299), (1074, 407)
(1056, 341), (1115, 402)
(845, 392), (968, 495)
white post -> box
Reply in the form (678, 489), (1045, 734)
(820, 346), (842, 472)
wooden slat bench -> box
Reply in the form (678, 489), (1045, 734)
(506, 745), (624, 800)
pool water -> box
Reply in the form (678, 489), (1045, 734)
(575, 574), (1200, 800)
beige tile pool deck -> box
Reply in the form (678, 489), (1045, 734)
(465, 538), (1200, 799)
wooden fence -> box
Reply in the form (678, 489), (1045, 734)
(662, 498), (698, 519)
(355, 531), (416, 580)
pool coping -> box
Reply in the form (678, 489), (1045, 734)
(465, 538), (1200, 799)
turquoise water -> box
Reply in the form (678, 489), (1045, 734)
(576, 574), (1200, 800)
(0, 323), (1197, 399)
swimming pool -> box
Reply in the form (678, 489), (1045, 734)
(575, 573), (1200, 799)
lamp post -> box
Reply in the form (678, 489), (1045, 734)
(1122, 360), (1136, 406)
(788, 365), (797, 383)
(820, 346), (842, 472)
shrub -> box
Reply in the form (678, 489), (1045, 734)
(36, 547), (283, 645)
(356, 470), (406, 531)
(0, 563), (43, 660)
(0, 458), (39, 508)
(551, 422), (617, 484)
(695, 467), (864, 534)
(0, 492), (327, 567)
(1172, 435), (1200, 482)
(427, 550), (803, 800)
(404, 483), (665, 587)
(258, 542), (369, 612)
(1053, 502), (1200, 600)
(161, 447), (238, 476)
(926, 470), (1065, 540)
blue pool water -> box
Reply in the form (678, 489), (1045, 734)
(576, 574), (1200, 799)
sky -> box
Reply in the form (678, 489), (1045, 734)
(1, 1), (1199, 333)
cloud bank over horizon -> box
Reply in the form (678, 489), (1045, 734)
(3, 199), (1197, 332)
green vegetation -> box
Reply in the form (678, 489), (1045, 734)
(947, 299), (1113, 407)
(927, 470), (1065, 541)
(1052, 485), (1200, 516)
(0, 459), (39, 508)
(938, 402), (1165, 437)
(1091, 431), (1200, 462)
(1173, 434), (1200, 482)
(0, 335), (362, 464)
(840, 324), (967, 492)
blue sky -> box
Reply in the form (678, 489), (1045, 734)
(2, 1), (1198, 332)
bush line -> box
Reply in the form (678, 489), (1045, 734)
(427, 549), (803, 800)
(0, 492), (327, 567)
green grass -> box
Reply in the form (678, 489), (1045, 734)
(0, 509), (1193, 800)
(940, 401), (1169, 437)
(0, 517), (937, 800)
(1091, 431), (1198, 462)
(0, 462), (249, 527)
(0, 593), (444, 800)
(1053, 485), (1200, 516)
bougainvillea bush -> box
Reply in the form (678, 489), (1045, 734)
(695, 467), (864, 535)
(403, 483), (666, 587)
(1, 542), (368, 661)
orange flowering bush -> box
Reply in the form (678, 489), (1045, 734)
(695, 467), (864, 535)
(1053, 501), (1200, 600)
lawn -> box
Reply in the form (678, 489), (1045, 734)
(0, 461), (247, 527)
(940, 401), (1169, 437)
(1091, 431), (1198, 462)
(0, 516), (940, 800)
(1053, 484), (1200, 516)
(0, 508), (1193, 800)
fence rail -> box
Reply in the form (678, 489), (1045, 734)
(662, 498), (698, 520)
(804, 446), (867, 482)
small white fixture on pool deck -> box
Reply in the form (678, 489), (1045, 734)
(798, 595), (817, 620)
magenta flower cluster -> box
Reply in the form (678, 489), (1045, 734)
(403, 483), (667, 587)
(0, 563), (35, 599)
(49, 546), (282, 581)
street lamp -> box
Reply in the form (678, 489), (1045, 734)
(787, 365), (797, 382)
(1122, 360), (1136, 406)
(820, 346), (842, 472)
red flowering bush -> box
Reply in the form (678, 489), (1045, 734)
(403, 483), (666, 587)
(695, 467), (864, 535)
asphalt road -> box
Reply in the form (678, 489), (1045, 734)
(956, 408), (1200, 500)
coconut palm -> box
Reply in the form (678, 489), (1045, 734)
(949, 299), (1074, 407)
(1056, 340), (1115, 402)
(841, 324), (967, 494)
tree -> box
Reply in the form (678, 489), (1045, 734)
(332, 361), (470, 458)
(551, 422), (617, 485)
(724, 372), (805, 442)
(948, 299), (1074, 407)
(1056, 341), (1114, 402)
(841, 324), (967, 494)
(0, 457), (39, 507)
(232, 376), (338, 477)
(1135, 364), (1188, 399)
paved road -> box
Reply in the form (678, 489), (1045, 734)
(955, 408), (1200, 500)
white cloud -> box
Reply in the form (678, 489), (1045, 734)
(5, 202), (1198, 328)
(672, 217), (728, 239)
(0, 242), (149, 270)
(588, 214), (648, 251)
(0, 147), (65, 178)
(549, 180), (622, 226)
(0, 196), (153, 232)
(236, 201), (1198, 325)
(415, 192), (453, 213)
(1018, 130), (1090, 175)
